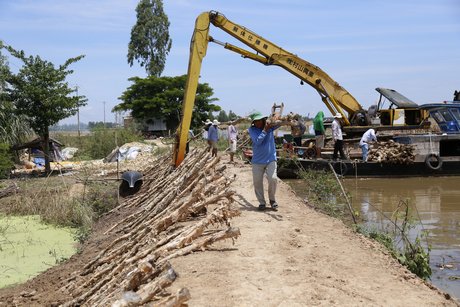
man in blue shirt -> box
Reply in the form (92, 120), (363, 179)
(248, 111), (281, 211)
(207, 119), (220, 157)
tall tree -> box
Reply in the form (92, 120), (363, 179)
(0, 48), (8, 91)
(1, 43), (87, 173)
(128, 0), (172, 77)
(0, 45), (33, 146)
(206, 111), (215, 121)
(228, 110), (238, 121)
(217, 110), (229, 123)
(114, 75), (220, 130)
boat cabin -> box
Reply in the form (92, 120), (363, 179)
(420, 103), (460, 133)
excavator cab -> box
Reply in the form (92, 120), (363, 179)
(372, 88), (424, 126)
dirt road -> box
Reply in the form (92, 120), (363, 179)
(0, 153), (457, 306)
(170, 155), (456, 306)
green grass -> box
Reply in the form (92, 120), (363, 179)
(297, 168), (350, 220)
(0, 176), (119, 229)
(51, 126), (143, 160)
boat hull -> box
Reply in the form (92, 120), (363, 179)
(277, 158), (460, 178)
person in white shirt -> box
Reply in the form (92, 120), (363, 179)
(332, 113), (347, 160)
(186, 129), (195, 154)
(359, 128), (377, 162)
(227, 122), (238, 162)
(208, 120), (220, 157)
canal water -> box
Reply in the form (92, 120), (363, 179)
(0, 215), (76, 288)
(287, 176), (460, 299)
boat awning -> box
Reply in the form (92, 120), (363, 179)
(418, 103), (460, 110)
(375, 88), (418, 108)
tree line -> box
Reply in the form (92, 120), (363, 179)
(0, 0), (227, 174)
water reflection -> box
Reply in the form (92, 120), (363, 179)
(344, 177), (460, 299)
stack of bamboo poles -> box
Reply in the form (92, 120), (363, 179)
(61, 147), (240, 306)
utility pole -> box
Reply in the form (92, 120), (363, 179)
(103, 101), (106, 127)
(76, 85), (80, 139)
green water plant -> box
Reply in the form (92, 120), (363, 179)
(297, 168), (349, 219)
(356, 199), (432, 280)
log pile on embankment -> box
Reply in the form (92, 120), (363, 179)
(61, 147), (240, 306)
(368, 140), (415, 164)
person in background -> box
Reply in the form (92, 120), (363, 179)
(248, 111), (281, 211)
(313, 111), (325, 159)
(290, 115), (306, 147)
(332, 113), (347, 160)
(227, 122), (238, 163)
(202, 119), (212, 140)
(359, 128), (377, 162)
(186, 129), (195, 154)
(208, 119), (220, 157)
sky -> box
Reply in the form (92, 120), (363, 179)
(1, 0), (459, 125)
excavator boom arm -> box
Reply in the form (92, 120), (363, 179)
(173, 11), (364, 167)
(173, 13), (210, 167)
(208, 12), (363, 117)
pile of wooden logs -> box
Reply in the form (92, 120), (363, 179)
(267, 113), (301, 127)
(60, 147), (240, 306)
(221, 112), (300, 128)
(368, 140), (415, 164)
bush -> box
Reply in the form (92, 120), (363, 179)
(0, 143), (13, 179)
(297, 168), (347, 218)
(355, 201), (432, 280)
(79, 127), (138, 159)
(52, 127), (143, 160)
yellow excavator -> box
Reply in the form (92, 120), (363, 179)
(173, 11), (428, 167)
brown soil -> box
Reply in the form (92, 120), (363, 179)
(0, 153), (458, 306)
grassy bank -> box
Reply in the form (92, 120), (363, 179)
(0, 176), (119, 242)
(51, 127), (143, 160)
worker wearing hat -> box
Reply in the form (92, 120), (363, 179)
(247, 111), (281, 211)
(202, 119), (212, 140)
(208, 119), (220, 157)
(332, 113), (347, 160)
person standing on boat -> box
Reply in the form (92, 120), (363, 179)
(290, 114), (306, 147)
(332, 113), (347, 160)
(359, 128), (377, 162)
(248, 111), (281, 211)
(313, 111), (325, 159)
